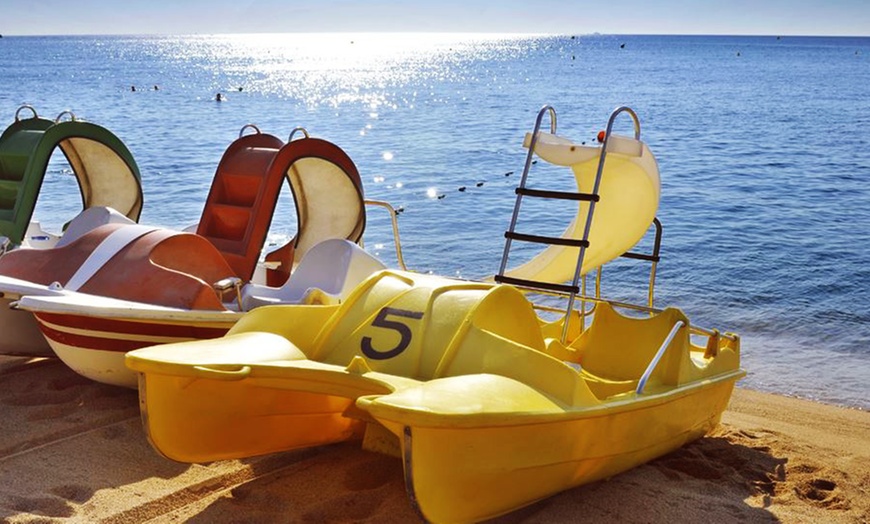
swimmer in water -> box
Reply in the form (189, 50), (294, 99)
(215, 93), (223, 102)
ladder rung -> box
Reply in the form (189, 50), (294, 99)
(504, 231), (590, 248)
(621, 251), (661, 263)
(515, 187), (600, 202)
(494, 275), (580, 294)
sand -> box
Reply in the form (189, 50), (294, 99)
(1, 354), (867, 523)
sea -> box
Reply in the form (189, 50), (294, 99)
(0, 33), (867, 410)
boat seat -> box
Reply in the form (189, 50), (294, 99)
(262, 136), (366, 286)
(241, 239), (385, 310)
(539, 336), (636, 399)
(196, 133), (285, 282)
(578, 370), (637, 399)
(569, 302), (689, 395)
(56, 206), (135, 248)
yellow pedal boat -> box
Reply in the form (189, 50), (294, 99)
(127, 270), (743, 523)
(125, 106), (744, 523)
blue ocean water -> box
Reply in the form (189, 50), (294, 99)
(0, 33), (868, 409)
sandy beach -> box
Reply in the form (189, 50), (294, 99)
(1, 354), (867, 523)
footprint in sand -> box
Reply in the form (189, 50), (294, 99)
(27, 403), (75, 421)
(655, 454), (725, 480)
(730, 428), (780, 443)
(653, 444), (725, 481)
(789, 463), (820, 475)
(298, 457), (402, 522)
(99, 424), (127, 440)
(302, 491), (385, 522)
(735, 429), (765, 439)
(51, 484), (93, 504)
(795, 477), (845, 508)
(343, 457), (402, 491)
(3, 495), (74, 518)
(2, 375), (92, 408)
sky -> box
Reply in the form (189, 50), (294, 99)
(2, 0), (869, 36)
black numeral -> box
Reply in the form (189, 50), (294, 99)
(361, 307), (424, 360)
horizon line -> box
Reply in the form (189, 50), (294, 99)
(2, 31), (869, 38)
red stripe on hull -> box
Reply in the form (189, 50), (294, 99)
(35, 312), (232, 337)
(34, 313), (231, 353)
(39, 324), (160, 352)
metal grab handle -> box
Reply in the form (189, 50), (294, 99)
(238, 123), (261, 138)
(15, 105), (38, 122)
(55, 110), (77, 123)
(636, 320), (685, 395)
(564, 106), (642, 340)
(289, 127), (310, 141)
(192, 365), (252, 381)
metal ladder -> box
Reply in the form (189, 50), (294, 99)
(494, 105), (643, 342)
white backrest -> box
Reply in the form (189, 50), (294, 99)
(57, 206), (136, 248)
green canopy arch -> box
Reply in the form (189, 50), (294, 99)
(0, 106), (143, 246)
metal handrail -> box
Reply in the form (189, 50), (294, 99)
(592, 216), (662, 311)
(525, 286), (737, 343)
(562, 106), (641, 341)
(364, 199), (407, 270)
(496, 105), (556, 278)
(579, 216), (662, 329)
(636, 320), (685, 395)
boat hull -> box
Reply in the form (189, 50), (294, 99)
(388, 379), (737, 523)
(139, 371), (364, 462)
(33, 311), (235, 387)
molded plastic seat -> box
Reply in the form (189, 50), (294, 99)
(241, 239), (385, 310)
(195, 133), (285, 281)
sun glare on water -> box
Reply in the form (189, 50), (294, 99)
(161, 32), (530, 106)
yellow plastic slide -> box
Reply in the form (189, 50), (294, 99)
(503, 131), (660, 283)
